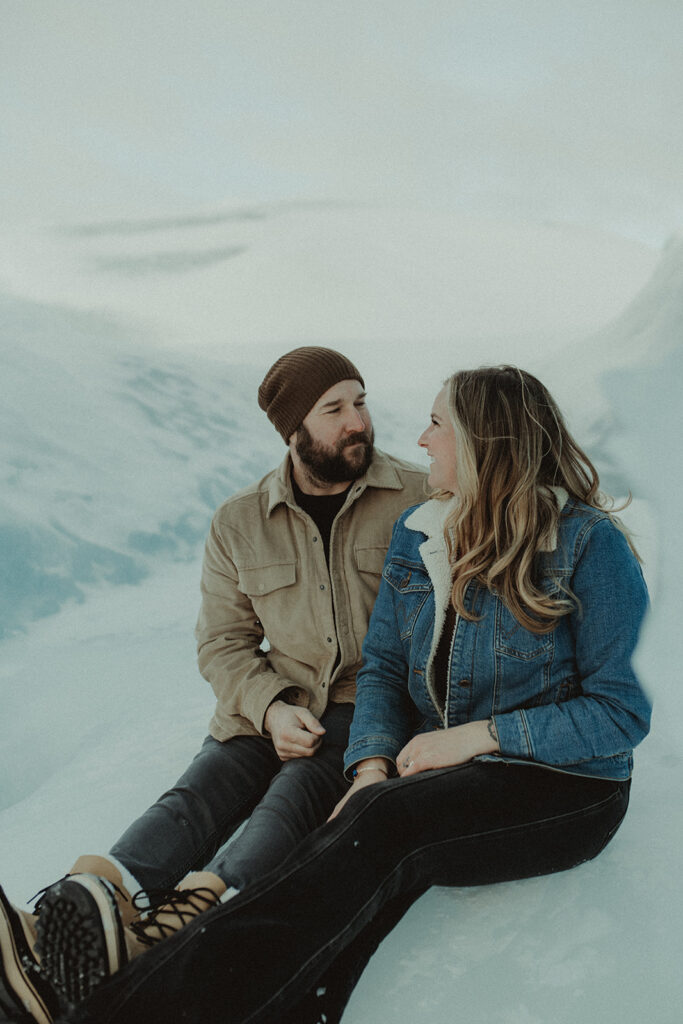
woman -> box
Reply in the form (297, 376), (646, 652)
(38, 367), (651, 1024)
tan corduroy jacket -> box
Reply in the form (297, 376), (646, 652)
(196, 449), (427, 741)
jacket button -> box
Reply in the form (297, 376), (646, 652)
(458, 678), (471, 688)
(320, 584), (325, 590)
(313, 536), (318, 542)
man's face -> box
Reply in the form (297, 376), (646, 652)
(291, 379), (374, 485)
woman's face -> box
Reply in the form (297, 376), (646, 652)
(418, 385), (459, 494)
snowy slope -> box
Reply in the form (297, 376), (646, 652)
(0, 208), (681, 1023)
(537, 232), (683, 441)
(0, 291), (282, 640)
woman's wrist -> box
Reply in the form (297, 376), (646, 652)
(485, 717), (500, 752)
(351, 757), (391, 780)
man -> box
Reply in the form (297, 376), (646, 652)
(0, 346), (426, 1022)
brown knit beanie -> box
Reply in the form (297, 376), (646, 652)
(258, 347), (365, 442)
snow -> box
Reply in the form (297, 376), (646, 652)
(1, 205), (682, 1023)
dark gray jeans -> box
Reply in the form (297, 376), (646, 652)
(66, 761), (630, 1024)
(109, 702), (353, 893)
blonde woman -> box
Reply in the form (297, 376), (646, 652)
(28, 367), (651, 1024)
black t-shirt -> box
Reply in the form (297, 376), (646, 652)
(432, 601), (457, 714)
(291, 476), (351, 563)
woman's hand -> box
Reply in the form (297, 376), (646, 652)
(327, 759), (390, 821)
(396, 720), (499, 777)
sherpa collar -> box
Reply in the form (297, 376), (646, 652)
(404, 498), (457, 651)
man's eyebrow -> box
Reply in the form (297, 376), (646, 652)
(318, 390), (367, 409)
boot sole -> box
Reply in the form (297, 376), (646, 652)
(35, 875), (127, 1010)
(0, 886), (55, 1024)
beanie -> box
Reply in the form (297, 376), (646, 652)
(258, 347), (365, 442)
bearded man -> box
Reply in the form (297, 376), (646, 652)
(0, 347), (426, 1021)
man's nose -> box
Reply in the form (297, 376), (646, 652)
(344, 408), (366, 432)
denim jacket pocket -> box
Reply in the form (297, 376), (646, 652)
(493, 567), (568, 661)
(383, 557), (432, 639)
(494, 601), (554, 660)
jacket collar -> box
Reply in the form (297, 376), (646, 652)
(266, 448), (406, 517)
(404, 498), (456, 618)
(404, 495), (457, 542)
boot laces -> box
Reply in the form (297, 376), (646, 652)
(129, 887), (219, 947)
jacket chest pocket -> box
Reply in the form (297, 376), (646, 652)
(383, 558), (432, 639)
(237, 561), (297, 601)
(355, 546), (387, 577)
(494, 602), (554, 660)
(493, 569), (566, 661)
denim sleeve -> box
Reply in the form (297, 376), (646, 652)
(344, 525), (416, 777)
(493, 518), (652, 766)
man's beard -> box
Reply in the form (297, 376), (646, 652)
(294, 423), (375, 485)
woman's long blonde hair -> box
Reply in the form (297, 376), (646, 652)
(442, 365), (630, 633)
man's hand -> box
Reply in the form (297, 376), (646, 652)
(396, 720), (499, 777)
(264, 700), (326, 761)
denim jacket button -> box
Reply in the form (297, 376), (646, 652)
(457, 678), (471, 688)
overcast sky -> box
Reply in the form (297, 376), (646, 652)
(2, 1), (682, 245)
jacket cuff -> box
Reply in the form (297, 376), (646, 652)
(251, 681), (306, 736)
(343, 735), (401, 780)
(493, 710), (533, 758)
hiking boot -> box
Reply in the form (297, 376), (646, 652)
(0, 885), (57, 1024)
(66, 857), (135, 927)
(127, 872), (225, 956)
(34, 875), (127, 1010)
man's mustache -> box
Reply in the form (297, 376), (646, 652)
(340, 431), (372, 449)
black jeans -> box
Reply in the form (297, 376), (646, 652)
(109, 703), (353, 892)
(65, 762), (630, 1024)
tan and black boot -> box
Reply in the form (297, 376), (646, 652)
(0, 884), (58, 1023)
(66, 856), (136, 927)
(126, 872), (226, 958)
(33, 871), (225, 1012)
(34, 874), (127, 1011)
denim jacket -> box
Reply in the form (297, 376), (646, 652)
(345, 494), (651, 781)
